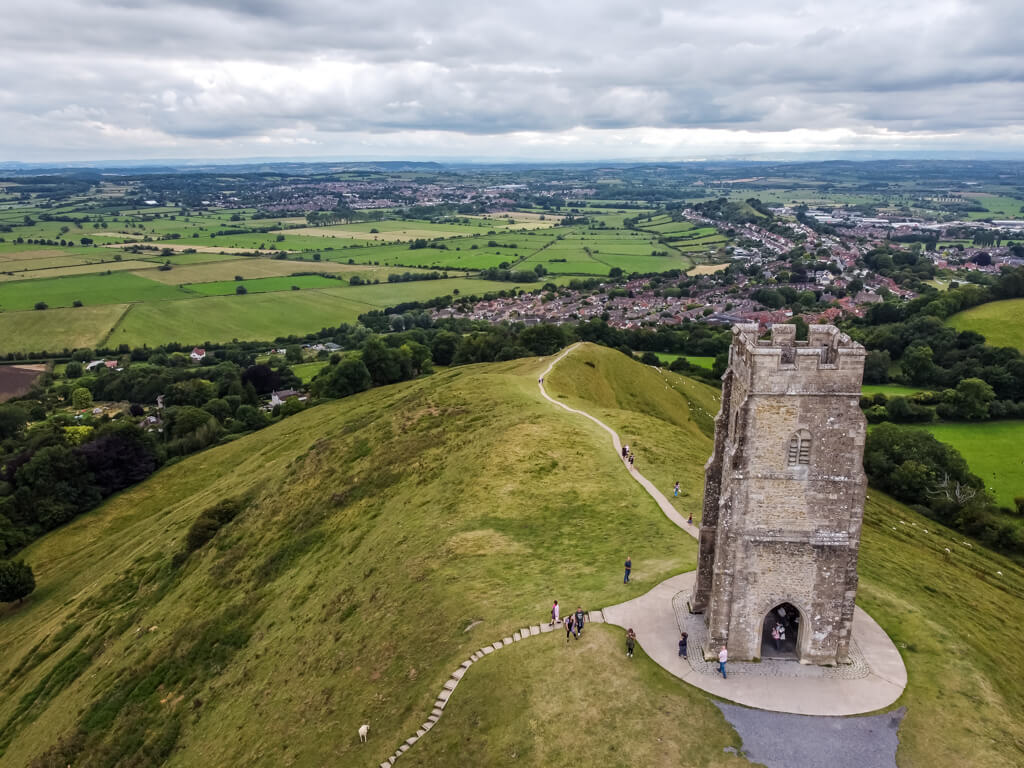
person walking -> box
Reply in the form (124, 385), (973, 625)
(679, 632), (688, 658)
(623, 555), (632, 584)
(628, 453), (635, 469)
(626, 628), (636, 658)
(687, 513), (693, 525)
(621, 444), (628, 459)
(551, 600), (560, 626)
(574, 607), (585, 638)
(718, 645), (728, 679)
(565, 612), (576, 642)
(673, 481), (680, 497)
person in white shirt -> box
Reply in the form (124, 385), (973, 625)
(718, 645), (728, 678)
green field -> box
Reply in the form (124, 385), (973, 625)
(923, 421), (1024, 508)
(962, 193), (1024, 220)
(0, 272), (186, 311)
(0, 347), (1021, 767)
(650, 352), (716, 369)
(106, 291), (373, 347)
(861, 384), (937, 397)
(186, 274), (348, 296)
(946, 298), (1024, 351)
(0, 304), (129, 354)
(290, 360), (329, 383)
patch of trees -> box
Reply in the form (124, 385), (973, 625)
(864, 424), (1023, 555)
(851, 267), (1024, 408)
(386, 271), (447, 283)
(479, 267), (539, 282)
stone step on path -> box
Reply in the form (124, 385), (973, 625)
(378, 608), (608, 764)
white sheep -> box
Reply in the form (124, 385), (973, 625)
(358, 724), (369, 743)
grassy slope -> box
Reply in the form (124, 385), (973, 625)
(2, 345), (1023, 768)
(946, 298), (1024, 351)
(0, 349), (720, 767)
(545, 344), (719, 521)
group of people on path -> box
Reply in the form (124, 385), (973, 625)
(550, 600), (588, 642)
(620, 443), (635, 469)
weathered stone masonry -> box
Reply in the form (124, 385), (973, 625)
(690, 323), (867, 665)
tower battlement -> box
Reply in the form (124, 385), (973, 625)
(728, 323), (866, 395)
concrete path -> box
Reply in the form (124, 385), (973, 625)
(542, 344), (907, 716)
(539, 344), (699, 538)
(601, 571), (907, 716)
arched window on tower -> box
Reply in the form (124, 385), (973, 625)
(787, 429), (811, 466)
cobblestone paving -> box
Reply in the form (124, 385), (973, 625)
(672, 591), (871, 680)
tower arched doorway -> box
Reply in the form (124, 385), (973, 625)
(761, 602), (800, 659)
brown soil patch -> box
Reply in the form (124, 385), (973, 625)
(0, 364), (48, 402)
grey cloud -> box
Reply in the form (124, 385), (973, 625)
(1, 0), (1023, 159)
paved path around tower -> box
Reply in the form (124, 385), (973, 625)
(541, 344), (907, 716)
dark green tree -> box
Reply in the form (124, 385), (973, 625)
(0, 559), (35, 603)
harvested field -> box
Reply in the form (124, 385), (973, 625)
(687, 263), (730, 275)
(0, 363), (48, 401)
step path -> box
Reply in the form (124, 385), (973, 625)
(376, 346), (907, 764)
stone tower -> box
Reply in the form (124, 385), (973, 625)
(690, 323), (867, 665)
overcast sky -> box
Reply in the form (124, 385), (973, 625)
(2, 0), (1023, 162)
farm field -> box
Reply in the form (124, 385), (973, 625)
(0, 272), (186, 311)
(102, 276), (538, 347)
(946, 298), (1024, 351)
(924, 421), (1024, 508)
(0, 259), (155, 281)
(185, 274), (353, 296)
(0, 304), (129, 354)
(687, 263), (730, 275)
(650, 352), (716, 369)
(962, 193), (1024, 220)
(861, 384), (938, 397)
(290, 360), (329, 383)
(0, 364), (47, 401)
(106, 291), (373, 347)
(134, 257), (432, 285)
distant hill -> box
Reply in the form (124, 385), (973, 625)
(1, 345), (1022, 767)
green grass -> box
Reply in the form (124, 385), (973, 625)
(106, 291), (374, 347)
(649, 352), (716, 369)
(922, 421), (1024, 508)
(2, 346), (1022, 766)
(0, 304), (129, 354)
(185, 274), (346, 296)
(946, 298), (1024, 351)
(0, 350), (700, 766)
(290, 360), (329, 383)
(0, 272), (186, 311)
(861, 384), (936, 397)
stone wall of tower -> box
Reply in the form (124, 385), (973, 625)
(690, 323), (867, 665)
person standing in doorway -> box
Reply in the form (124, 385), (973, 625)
(673, 481), (680, 497)
(574, 606), (585, 638)
(626, 628), (636, 658)
(551, 600), (560, 627)
(718, 645), (728, 678)
(679, 632), (688, 658)
(771, 623), (780, 651)
(623, 555), (632, 584)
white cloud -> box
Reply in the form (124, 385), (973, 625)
(1, 0), (1022, 160)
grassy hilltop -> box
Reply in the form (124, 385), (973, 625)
(1, 345), (1023, 767)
